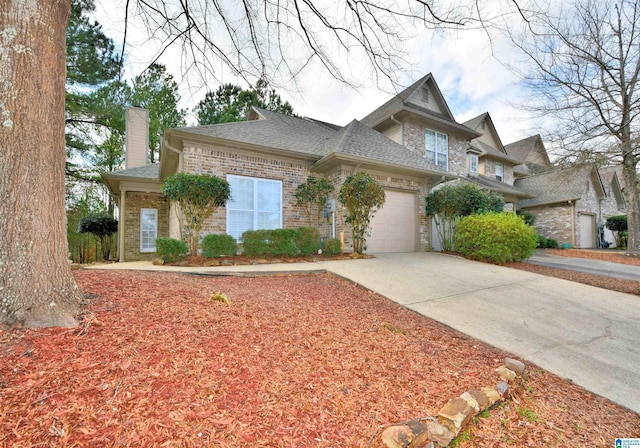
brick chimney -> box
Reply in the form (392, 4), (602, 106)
(125, 107), (149, 168)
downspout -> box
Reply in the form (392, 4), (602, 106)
(569, 200), (576, 247)
(163, 138), (184, 239)
(119, 189), (126, 262)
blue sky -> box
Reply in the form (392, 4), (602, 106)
(94, 0), (542, 145)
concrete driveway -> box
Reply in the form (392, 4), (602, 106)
(319, 252), (640, 414)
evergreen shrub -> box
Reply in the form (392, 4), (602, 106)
(202, 234), (237, 258)
(155, 237), (188, 263)
(456, 212), (538, 264)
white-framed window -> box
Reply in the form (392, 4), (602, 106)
(425, 129), (448, 170)
(495, 162), (504, 182)
(140, 208), (158, 252)
(226, 174), (282, 240)
(468, 153), (479, 174)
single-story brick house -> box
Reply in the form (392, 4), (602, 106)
(106, 74), (496, 261)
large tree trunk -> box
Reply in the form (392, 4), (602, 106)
(0, 0), (81, 328)
(622, 155), (640, 256)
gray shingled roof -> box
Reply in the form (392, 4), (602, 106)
(470, 140), (521, 164)
(175, 108), (336, 157)
(504, 135), (543, 163)
(360, 74), (433, 127)
(463, 113), (486, 131)
(104, 163), (160, 180)
(175, 107), (448, 175)
(466, 174), (534, 199)
(322, 119), (444, 172)
(515, 165), (599, 208)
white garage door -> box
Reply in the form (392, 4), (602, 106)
(367, 190), (417, 253)
(579, 214), (596, 248)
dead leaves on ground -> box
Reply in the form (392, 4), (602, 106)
(0, 271), (638, 447)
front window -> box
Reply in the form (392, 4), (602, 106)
(495, 163), (504, 182)
(227, 175), (282, 240)
(140, 208), (158, 252)
(468, 153), (479, 174)
(425, 129), (448, 170)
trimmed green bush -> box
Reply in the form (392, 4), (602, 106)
(537, 235), (547, 248)
(242, 227), (321, 257)
(295, 226), (321, 255)
(242, 229), (297, 257)
(202, 234), (237, 258)
(242, 230), (272, 257)
(456, 212), (538, 265)
(155, 237), (188, 263)
(538, 234), (559, 248)
(322, 238), (342, 256)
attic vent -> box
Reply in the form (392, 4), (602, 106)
(481, 121), (486, 130)
(421, 87), (429, 103)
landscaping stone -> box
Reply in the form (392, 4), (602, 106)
(203, 258), (220, 267)
(438, 397), (474, 433)
(152, 258), (164, 265)
(220, 259), (234, 266)
(504, 357), (526, 375)
(496, 365), (517, 382)
(426, 422), (455, 447)
(480, 387), (501, 406)
(380, 419), (430, 448)
(497, 381), (509, 395)
(460, 391), (480, 412)
(468, 389), (489, 409)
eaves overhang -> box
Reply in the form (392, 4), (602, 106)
(311, 152), (456, 184)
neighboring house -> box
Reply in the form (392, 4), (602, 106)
(514, 164), (625, 248)
(461, 112), (532, 208)
(504, 134), (553, 178)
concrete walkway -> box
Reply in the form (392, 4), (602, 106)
(528, 251), (640, 281)
(87, 253), (640, 414)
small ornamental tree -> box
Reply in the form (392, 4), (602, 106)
(161, 173), (231, 255)
(606, 215), (628, 247)
(338, 172), (385, 254)
(425, 183), (504, 251)
(294, 175), (334, 226)
(77, 214), (118, 260)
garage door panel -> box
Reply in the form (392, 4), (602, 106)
(367, 190), (417, 253)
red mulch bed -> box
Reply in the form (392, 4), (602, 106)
(545, 248), (640, 266)
(0, 271), (638, 447)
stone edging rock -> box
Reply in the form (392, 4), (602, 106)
(369, 357), (526, 448)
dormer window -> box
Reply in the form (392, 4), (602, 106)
(495, 162), (504, 182)
(425, 129), (448, 170)
(468, 153), (479, 174)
